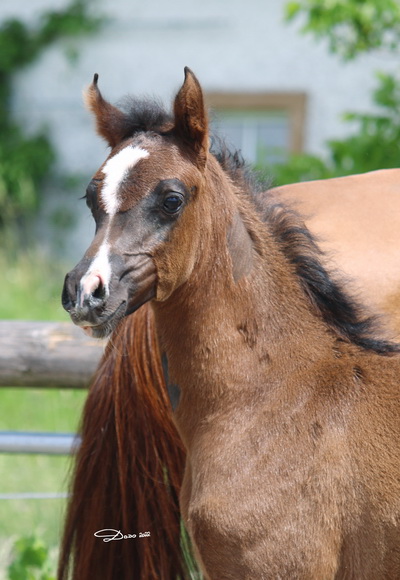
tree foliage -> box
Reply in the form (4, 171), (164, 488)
(274, 72), (400, 184)
(273, 0), (400, 185)
(285, 0), (400, 60)
(0, 1), (103, 229)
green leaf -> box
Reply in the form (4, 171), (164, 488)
(7, 536), (56, 580)
(284, 2), (301, 21)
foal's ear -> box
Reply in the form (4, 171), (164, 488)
(84, 74), (127, 148)
(173, 67), (209, 167)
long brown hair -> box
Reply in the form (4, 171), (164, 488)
(58, 304), (188, 579)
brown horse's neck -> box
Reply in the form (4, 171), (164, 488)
(152, 167), (333, 447)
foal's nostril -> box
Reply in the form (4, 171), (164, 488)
(62, 268), (109, 323)
(92, 278), (106, 301)
(80, 273), (107, 309)
(62, 287), (72, 312)
(62, 273), (75, 312)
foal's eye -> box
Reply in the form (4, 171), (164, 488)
(84, 180), (99, 211)
(162, 193), (184, 215)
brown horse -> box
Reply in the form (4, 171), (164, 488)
(60, 69), (400, 579)
(271, 170), (400, 339)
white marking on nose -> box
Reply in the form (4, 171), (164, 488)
(80, 242), (111, 303)
(101, 145), (149, 215)
(80, 274), (101, 303)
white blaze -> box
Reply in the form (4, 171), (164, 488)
(85, 242), (112, 289)
(80, 145), (149, 300)
(101, 146), (149, 215)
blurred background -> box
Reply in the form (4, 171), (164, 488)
(1, 0), (399, 576)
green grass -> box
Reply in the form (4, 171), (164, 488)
(0, 246), (68, 321)
(0, 244), (87, 575)
(0, 387), (85, 547)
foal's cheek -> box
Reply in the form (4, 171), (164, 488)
(153, 253), (181, 302)
(152, 254), (191, 301)
(153, 233), (198, 302)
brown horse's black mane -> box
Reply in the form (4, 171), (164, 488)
(217, 147), (400, 356)
(117, 96), (173, 137)
(120, 99), (399, 356)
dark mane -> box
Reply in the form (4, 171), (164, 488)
(118, 96), (173, 139)
(265, 203), (400, 355)
(212, 138), (273, 195)
(213, 145), (400, 356)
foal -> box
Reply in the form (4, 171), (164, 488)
(61, 68), (400, 579)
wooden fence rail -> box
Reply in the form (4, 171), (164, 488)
(0, 320), (104, 455)
(0, 320), (105, 389)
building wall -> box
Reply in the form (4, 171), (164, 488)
(2, 0), (396, 253)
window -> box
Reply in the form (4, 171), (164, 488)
(206, 93), (306, 166)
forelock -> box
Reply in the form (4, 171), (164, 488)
(116, 97), (173, 139)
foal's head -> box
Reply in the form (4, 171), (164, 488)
(62, 68), (214, 337)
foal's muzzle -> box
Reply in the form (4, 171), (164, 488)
(62, 252), (158, 337)
(62, 270), (108, 326)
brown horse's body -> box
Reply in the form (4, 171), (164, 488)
(271, 169), (400, 338)
(60, 70), (400, 579)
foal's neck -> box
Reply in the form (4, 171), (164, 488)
(152, 173), (333, 441)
